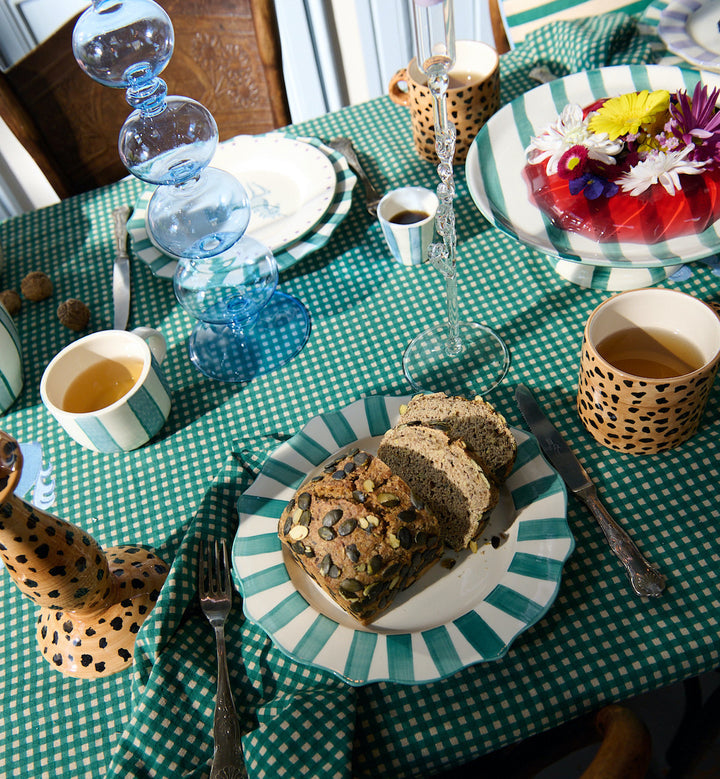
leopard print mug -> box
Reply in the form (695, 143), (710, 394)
(577, 289), (720, 454)
(388, 40), (500, 164)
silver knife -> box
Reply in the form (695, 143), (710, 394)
(515, 383), (666, 598)
(111, 206), (131, 330)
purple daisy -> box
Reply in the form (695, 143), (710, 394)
(668, 82), (720, 165)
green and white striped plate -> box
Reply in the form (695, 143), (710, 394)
(543, 257), (682, 290)
(466, 65), (720, 288)
(232, 396), (572, 686)
(127, 134), (356, 278)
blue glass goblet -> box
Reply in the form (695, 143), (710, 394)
(174, 237), (311, 382)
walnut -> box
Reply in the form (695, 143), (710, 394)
(57, 298), (90, 331)
(21, 271), (53, 301)
(0, 289), (21, 316)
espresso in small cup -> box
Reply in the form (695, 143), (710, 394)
(378, 187), (439, 266)
(41, 328), (171, 453)
(577, 289), (720, 454)
(389, 209), (431, 225)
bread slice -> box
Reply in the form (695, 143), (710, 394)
(398, 393), (517, 481)
(377, 424), (499, 551)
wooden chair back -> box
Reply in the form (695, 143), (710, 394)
(488, 0), (512, 55)
(0, 0), (290, 199)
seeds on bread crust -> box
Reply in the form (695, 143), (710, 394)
(277, 451), (442, 625)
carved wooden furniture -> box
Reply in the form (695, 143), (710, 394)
(0, 0), (290, 199)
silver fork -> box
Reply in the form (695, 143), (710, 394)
(328, 136), (383, 217)
(198, 538), (246, 779)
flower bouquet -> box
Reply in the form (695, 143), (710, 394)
(524, 84), (720, 243)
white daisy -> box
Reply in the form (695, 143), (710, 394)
(618, 147), (707, 197)
(526, 104), (623, 175)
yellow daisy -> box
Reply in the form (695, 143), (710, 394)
(588, 90), (671, 140)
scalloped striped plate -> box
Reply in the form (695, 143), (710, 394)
(231, 396), (573, 686)
(127, 134), (356, 278)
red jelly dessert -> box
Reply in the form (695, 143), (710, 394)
(524, 87), (720, 244)
(524, 162), (720, 243)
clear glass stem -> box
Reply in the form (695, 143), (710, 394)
(427, 71), (460, 355)
(444, 274), (461, 355)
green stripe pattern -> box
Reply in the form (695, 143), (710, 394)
(0, 303), (22, 413)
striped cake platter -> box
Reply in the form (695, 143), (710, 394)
(658, 0), (720, 73)
(232, 395), (573, 686)
(466, 64), (720, 290)
(127, 134), (356, 278)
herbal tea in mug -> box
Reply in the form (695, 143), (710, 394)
(41, 328), (171, 452)
(62, 357), (145, 413)
(577, 289), (720, 454)
(595, 327), (705, 379)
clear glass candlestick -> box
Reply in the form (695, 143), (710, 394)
(403, 0), (509, 397)
(73, 0), (310, 382)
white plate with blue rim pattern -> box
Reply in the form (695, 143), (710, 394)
(466, 64), (720, 290)
(659, 0), (720, 73)
(127, 134), (356, 278)
(231, 395), (573, 686)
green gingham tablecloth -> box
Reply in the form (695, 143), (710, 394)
(1, 10), (719, 779)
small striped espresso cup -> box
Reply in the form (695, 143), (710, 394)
(0, 302), (23, 415)
(378, 186), (438, 266)
(40, 327), (171, 453)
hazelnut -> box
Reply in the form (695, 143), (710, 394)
(0, 289), (21, 316)
(57, 298), (90, 331)
(21, 271), (53, 301)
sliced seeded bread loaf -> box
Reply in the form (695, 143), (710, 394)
(278, 449), (443, 625)
(377, 423), (500, 551)
(398, 393), (517, 481)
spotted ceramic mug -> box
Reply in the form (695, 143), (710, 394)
(577, 289), (720, 454)
(0, 302), (23, 415)
(388, 40), (500, 164)
(40, 328), (171, 452)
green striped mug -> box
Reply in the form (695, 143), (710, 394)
(0, 302), (23, 415)
(40, 328), (171, 452)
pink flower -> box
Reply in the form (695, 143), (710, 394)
(557, 145), (589, 179)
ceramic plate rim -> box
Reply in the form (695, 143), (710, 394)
(211, 135), (336, 248)
(231, 395), (573, 686)
(466, 64), (720, 269)
(127, 134), (355, 278)
(658, 0), (720, 72)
